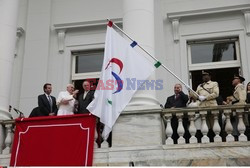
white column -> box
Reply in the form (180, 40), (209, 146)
(123, 0), (159, 107)
(0, 0), (19, 116)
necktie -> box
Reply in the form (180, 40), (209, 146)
(48, 95), (53, 112)
(175, 94), (179, 100)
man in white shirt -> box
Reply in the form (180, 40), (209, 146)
(57, 84), (79, 116)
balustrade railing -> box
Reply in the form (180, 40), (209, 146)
(1, 105), (250, 157)
(0, 120), (14, 155)
(162, 105), (250, 144)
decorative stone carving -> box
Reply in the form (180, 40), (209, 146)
(57, 29), (66, 54)
(15, 27), (25, 57)
(2, 124), (13, 155)
(224, 110), (234, 142)
(171, 19), (180, 43)
(188, 112), (197, 144)
(212, 110), (222, 142)
(236, 109), (247, 142)
(176, 113), (185, 144)
(200, 111), (209, 143)
(165, 114), (173, 144)
(243, 11), (250, 36)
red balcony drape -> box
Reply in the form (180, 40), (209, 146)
(10, 114), (96, 166)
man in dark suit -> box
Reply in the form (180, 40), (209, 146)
(76, 81), (94, 114)
(165, 83), (189, 144)
(37, 83), (58, 116)
(165, 84), (189, 108)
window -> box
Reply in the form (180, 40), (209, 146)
(72, 49), (104, 80)
(190, 42), (236, 64)
(187, 38), (241, 71)
(187, 38), (242, 101)
(75, 50), (104, 73)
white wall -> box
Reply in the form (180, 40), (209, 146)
(52, 0), (123, 24)
(13, 0), (250, 116)
(10, 0), (28, 118)
(15, 0), (123, 117)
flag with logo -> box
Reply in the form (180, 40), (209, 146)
(87, 22), (161, 139)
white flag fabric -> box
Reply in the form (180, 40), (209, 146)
(87, 25), (159, 139)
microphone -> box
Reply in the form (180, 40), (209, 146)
(13, 108), (19, 114)
(13, 108), (24, 118)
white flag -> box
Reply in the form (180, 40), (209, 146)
(87, 25), (160, 139)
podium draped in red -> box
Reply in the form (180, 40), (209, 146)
(10, 114), (96, 166)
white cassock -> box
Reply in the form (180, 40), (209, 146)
(57, 91), (75, 116)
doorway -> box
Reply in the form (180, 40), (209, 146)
(190, 67), (240, 101)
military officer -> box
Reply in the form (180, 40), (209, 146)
(190, 70), (219, 107)
(232, 74), (246, 105)
(189, 70), (219, 134)
(231, 74), (247, 136)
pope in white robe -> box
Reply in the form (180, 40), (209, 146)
(57, 84), (79, 116)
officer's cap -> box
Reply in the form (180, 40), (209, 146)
(202, 70), (211, 76)
(233, 74), (245, 82)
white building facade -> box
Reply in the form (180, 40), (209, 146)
(1, 0), (250, 166)
(0, 0), (248, 117)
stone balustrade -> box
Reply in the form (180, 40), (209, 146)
(1, 104), (250, 166)
(162, 104), (250, 144)
(0, 120), (15, 155)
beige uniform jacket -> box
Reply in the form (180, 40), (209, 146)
(232, 83), (246, 105)
(190, 80), (219, 107)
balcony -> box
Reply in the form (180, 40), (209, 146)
(1, 105), (250, 166)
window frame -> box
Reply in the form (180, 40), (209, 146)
(187, 38), (241, 71)
(71, 48), (104, 80)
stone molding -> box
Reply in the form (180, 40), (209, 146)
(53, 18), (122, 53)
(167, 4), (250, 42)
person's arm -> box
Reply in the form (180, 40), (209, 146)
(164, 97), (172, 108)
(38, 95), (50, 116)
(189, 87), (199, 100)
(57, 92), (71, 106)
(52, 97), (58, 115)
(238, 86), (247, 104)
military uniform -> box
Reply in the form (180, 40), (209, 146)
(231, 75), (248, 135)
(232, 83), (246, 105)
(191, 80), (219, 107)
(190, 80), (219, 129)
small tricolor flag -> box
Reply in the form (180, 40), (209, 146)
(87, 21), (160, 139)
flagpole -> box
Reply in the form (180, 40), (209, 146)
(107, 19), (199, 97)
